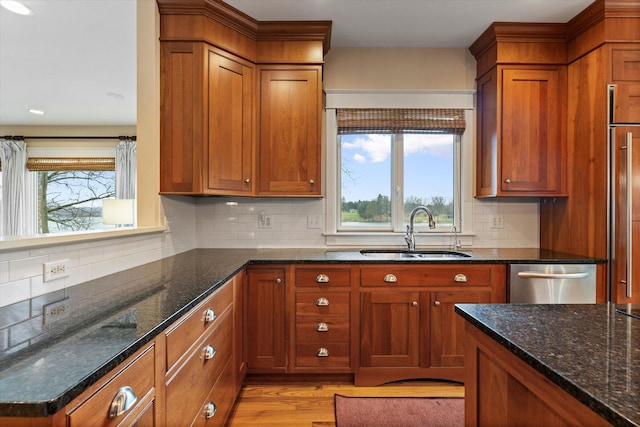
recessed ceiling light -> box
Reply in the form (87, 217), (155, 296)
(28, 109), (44, 115)
(0, 0), (32, 15)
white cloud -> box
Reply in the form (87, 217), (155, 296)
(404, 134), (453, 158)
(353, 153), (366, 163)
(342, 134), (391, 163)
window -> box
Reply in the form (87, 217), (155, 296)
(28, 158), (116, 234)
(336, 108), (464, 233)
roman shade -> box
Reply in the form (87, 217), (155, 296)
(336, 108), (466, 135)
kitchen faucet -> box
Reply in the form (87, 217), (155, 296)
(404, 206), (436, 251)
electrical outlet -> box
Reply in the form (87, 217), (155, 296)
(43, 259), (71, 282)
(43, 298), (70, 325)
(490, 215), (504, 229)
(307, 215), (321, 229)
(258, 213), (273, 229)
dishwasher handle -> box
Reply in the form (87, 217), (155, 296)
(517, 271), (590, 280)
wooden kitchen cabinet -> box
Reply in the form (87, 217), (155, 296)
(158, 1), (330, 197)
(293, 266), (352, 371)
(258, 66), (322, 196)
(66, 343), (158, 427)
(475, 65), (566, 197)
(160, 43), (253, 195)
(246, 267), (287, 372)
(164, 279), (235, 426)
(357, 264), (505, 386)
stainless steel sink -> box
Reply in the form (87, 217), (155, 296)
(360, 249), (471, 259)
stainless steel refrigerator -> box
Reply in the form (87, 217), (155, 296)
(608, 83), (640, 303)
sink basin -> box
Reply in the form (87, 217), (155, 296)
(360, 249), (471, 259)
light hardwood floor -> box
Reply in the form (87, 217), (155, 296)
(227, 376), (464, 426)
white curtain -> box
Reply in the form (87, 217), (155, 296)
(115, 139), (136, 199)
(1, 138), (32, 236)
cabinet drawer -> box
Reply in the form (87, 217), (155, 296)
(69, 345), (155, 427)
(295, 267), (351, 287)
(295, 292), (350, 316)
(166, 311), (233, 426)
(191, 359), (235, 427)
(296, 316), (349, 342)
(166, 282), (233, 370)
(295, 342), (350, 367)
(360, 265), (493, 287)
(612, 49), (640, 82)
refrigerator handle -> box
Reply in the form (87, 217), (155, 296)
(517, 272), (589, 279)
(625, 132), (633, 298)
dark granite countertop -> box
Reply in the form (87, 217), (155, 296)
(455, 303), (640, 427)
(0, 247), (603, 418)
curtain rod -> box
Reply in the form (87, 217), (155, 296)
(2, 135), (136, 141)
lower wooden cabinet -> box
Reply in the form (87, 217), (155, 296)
(67, 343), (158, 427)
(357, 264), (505, 386)
(246, 267), (287, 372)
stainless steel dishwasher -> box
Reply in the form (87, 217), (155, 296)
(509, 264), (597, 303)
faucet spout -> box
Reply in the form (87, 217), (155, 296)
(404, 206), (437, 251)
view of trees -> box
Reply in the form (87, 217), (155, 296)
(37, 171), (115, 233)
(341, 194), (454, 224)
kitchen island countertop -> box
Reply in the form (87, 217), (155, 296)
(455, 303), (640, 427)
(0, 247), (605, 417)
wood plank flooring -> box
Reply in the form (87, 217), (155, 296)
(227, 376), (464, 426)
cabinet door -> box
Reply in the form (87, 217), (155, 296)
(360, 291), (420, 367)
(430, 290), (491, 368)
(246, 268), (286, 371)
(612, 127), (640, 303)
(611, 83), (640, 124)
(500, 67), (565, 194)
(258, 67), (321, 196)
(208, 51), (253, 193)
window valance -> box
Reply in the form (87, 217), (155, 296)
(336, 108), (466, 135)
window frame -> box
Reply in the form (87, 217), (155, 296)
(324, 89), (475, 248)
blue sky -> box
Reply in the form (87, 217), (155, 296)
(340, 134), (454, 203)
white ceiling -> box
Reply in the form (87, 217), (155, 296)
(0, 0), (594, 127)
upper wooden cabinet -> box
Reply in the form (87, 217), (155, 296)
(160, 43), (254, 195)
(471, 24), (568, 197)
(157, 0), (331, 197)
(258, 66), (322, 196)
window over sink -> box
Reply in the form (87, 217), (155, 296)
(324, 91), (474, 247)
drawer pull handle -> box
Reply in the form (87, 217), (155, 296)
(453, 274), (467, 283)
(316, 347), (329, 357)
(316, 297), (330, 306)
(108, 386), (137, 419)
(316, 274), (330, 283)
(204, 401), (217, 419)
(203, 345), (217, 360)
(383, 274), (397, 283)
(203, 308), (216, 323)
(316, 322), (329, 332)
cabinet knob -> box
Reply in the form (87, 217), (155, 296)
(204, 402), (217, 419)
(203, 308), (216, 323)
(505, 178), (511, 183)
(453, 274), (467, 283)
(309, 179), (315, 185)
(244, 178), (251, 183)
(434, 301), (441, 306)
(316, 347), (329, 357)
(203, 344), (217, 360)
(412, 301), (418, 307)
(108, 386), (137, 419)
(383, 274), (398, 283)
(316, 322), (329, 332)
(316, 297), (330, 306)
(275, 278), (282, 284)
(316, 273), (330, 283)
